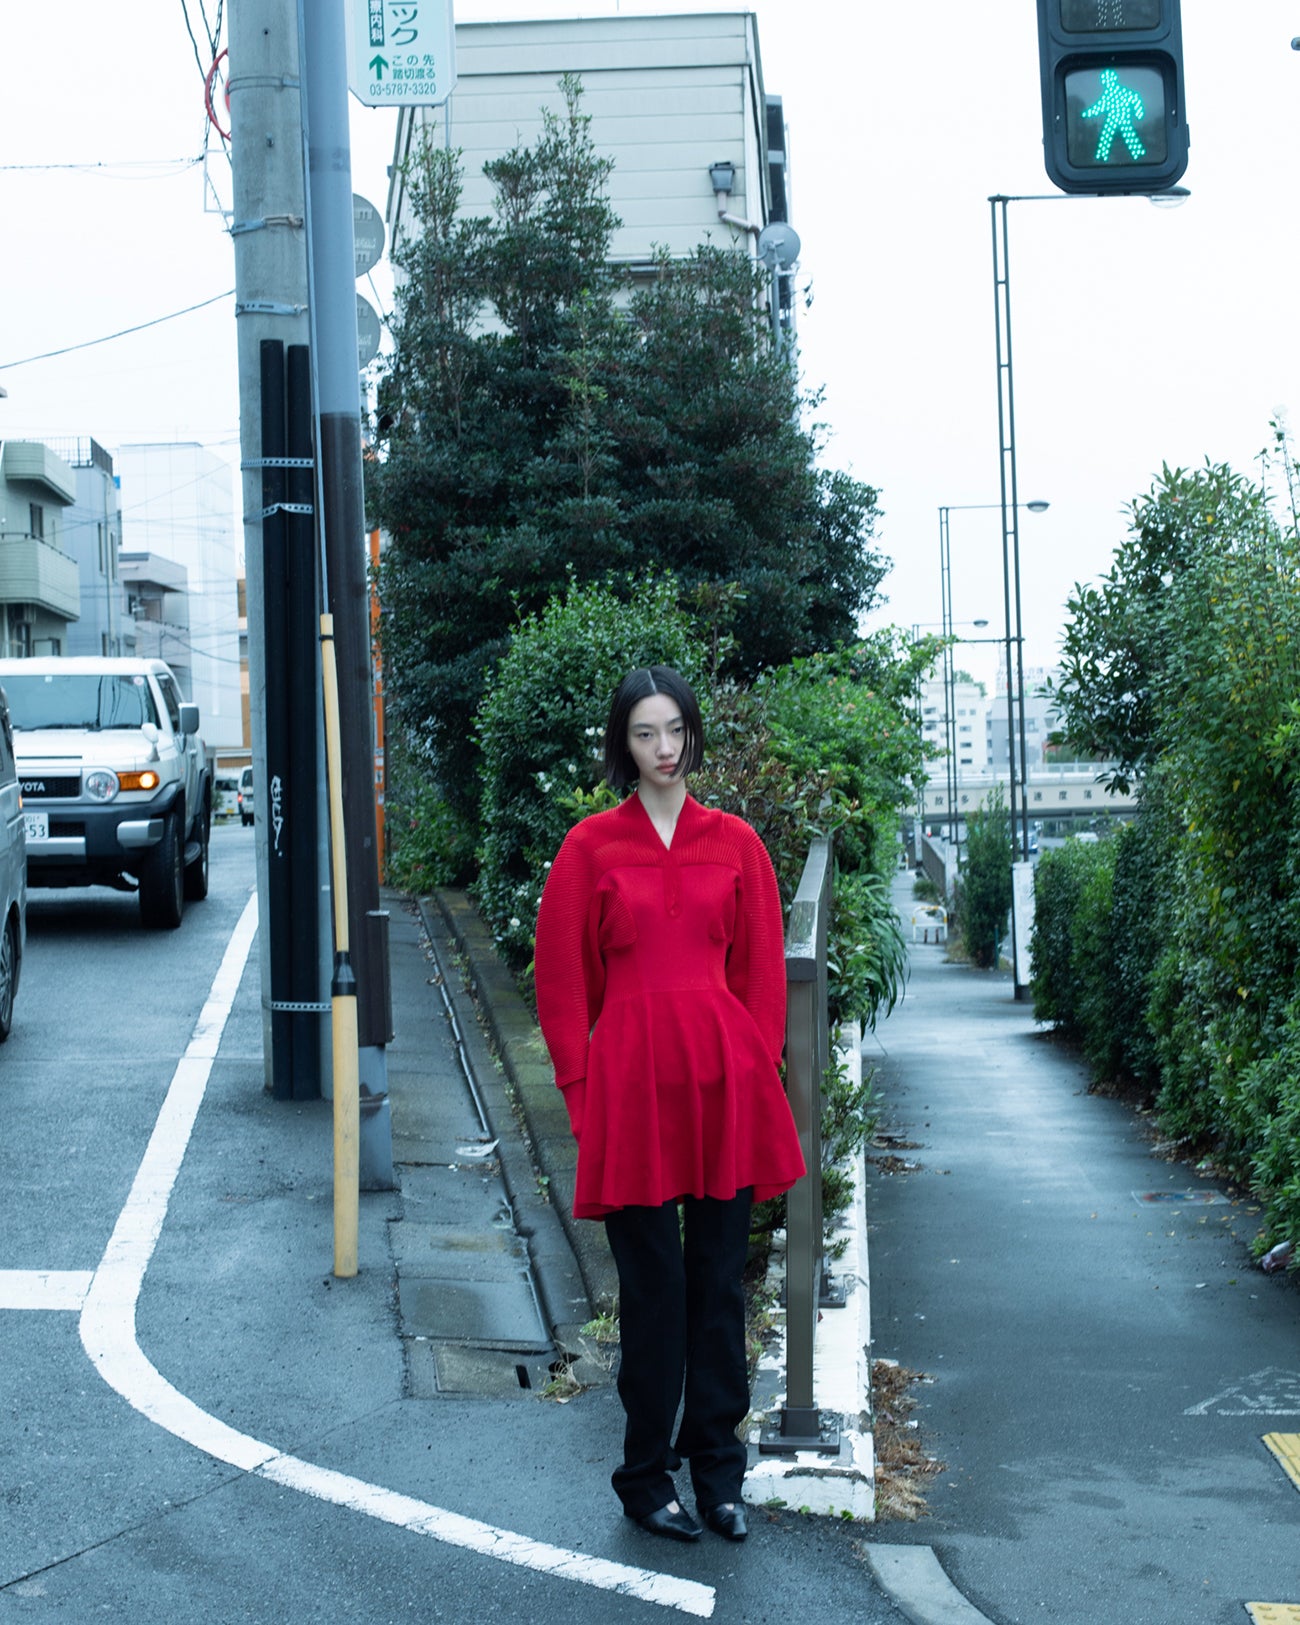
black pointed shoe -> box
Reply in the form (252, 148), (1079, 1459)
(629, 1503), (704, 1543)
(700, 1502), (748, 1542)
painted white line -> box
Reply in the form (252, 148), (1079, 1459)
(0, 1270), (94, 1310)
(76, 891), (714, 1619)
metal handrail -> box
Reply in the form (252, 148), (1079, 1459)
(760, 834), (841, 1455)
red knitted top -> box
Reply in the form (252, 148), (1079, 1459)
(534, 792), (806, 1219)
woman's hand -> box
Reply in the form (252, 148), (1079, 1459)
(562, 1078), (586, 1139)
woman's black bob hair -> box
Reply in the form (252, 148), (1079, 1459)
(603, 666), (705, 790)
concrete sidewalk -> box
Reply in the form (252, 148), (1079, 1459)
(863, 872), (1300, 1624)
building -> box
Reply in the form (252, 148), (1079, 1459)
(0, 440), (79, 657)
(116, 443), (243, 751)
(119, 552), (193, 697)
(389, 11), (792, 317)
(43, 437), (126, 659)
(986, 664), (1063, 775)
(920, 673), (991, 777)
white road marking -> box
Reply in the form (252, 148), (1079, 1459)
(0, 1270), (94, 1310)
(64, 890), (713, 1618)
(1185, 1367), (1300, 1417)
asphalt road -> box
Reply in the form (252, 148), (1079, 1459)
(866, 891), (1300, 1625)
(0, 827), (906, 1625)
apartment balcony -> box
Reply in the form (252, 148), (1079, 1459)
(0, 533), (81, 619)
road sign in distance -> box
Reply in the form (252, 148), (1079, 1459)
(1036, 0), (1189, 194)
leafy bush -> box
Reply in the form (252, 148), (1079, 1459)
(1045, 451), (1300, 1250)
(474, 572), (706, 971)
(384, 731), (477, 893)
(958, 785), (1012, 968)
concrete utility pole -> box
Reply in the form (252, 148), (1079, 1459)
(299, 0), (394, 1107)
(227, 0), (323, 1090)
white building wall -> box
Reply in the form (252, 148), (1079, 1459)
(117, 443), (242, 750)
(390, 12), (776, 268)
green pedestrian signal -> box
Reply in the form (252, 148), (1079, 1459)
(1036, 0), (1189, 194)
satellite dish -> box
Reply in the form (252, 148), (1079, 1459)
(757, 221), (801, 269)
(356, 294), (381, 369)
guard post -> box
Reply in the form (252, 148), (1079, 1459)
(761, 835), (842, 1455)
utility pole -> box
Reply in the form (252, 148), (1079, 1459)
(227, 0), (323, 1090)
(300, 0), (394, 1125)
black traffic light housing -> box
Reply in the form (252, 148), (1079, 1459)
(1036, 0), (1189, 194)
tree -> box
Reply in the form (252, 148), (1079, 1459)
(372, 77), (886, 821)
(958, 784), (1013, 969)
(1049, 461), (1274, 791)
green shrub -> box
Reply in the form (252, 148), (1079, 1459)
(474, 573), (705, 970)
(1030, 836), (1113, 1037)
(384, 731), (477, 893)
(959, 785), (1013, 969)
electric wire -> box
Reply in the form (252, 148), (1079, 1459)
(0, 291), (234, 371)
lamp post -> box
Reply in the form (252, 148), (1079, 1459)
(939, 501), (1049, 858)
(989, 187), (1185, 994)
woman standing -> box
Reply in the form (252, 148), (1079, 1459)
(534, 667), (805, 1544)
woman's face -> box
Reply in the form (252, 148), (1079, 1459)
(627, 694), (686, 784)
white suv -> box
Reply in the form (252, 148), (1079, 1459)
(0, 657), (211, 929)
(0, 685), (25, 1038)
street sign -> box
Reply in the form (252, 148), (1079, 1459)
(353, 194), (385, 278)
(348, 0), (457, 108)
(357, 294), (381, 369)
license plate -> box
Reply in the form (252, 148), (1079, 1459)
(23, 811), (48, 842)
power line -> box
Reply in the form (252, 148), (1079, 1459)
(0, 291), (234, 371)
(0, 158), (203, 174)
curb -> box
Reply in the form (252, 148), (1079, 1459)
(863, 1547), (997, 1625)
(744, 1022), (876, 1520)
(426, 891), (621, 1324)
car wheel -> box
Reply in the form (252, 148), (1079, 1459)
(0, 913), (17, 1042)
(184, 799), (211, 902)
(140, 811), (184, 929)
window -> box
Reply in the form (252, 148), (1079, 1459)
(154, 672), (184, 731)
(29, 503), (44, 539)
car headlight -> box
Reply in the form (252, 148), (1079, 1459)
(84, 770), (120, 801)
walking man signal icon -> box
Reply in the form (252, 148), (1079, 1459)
(1081, 68), (1146, 161)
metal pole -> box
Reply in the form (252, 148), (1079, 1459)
(228, 0), (312, 1092)
(939, 507), (958, 850)
(991, 197), (1027, 994)
(760, 837), (839, 1457)
(299, 0), (394, 1133)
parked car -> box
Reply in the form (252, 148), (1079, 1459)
(238, 765), (254, 827)
(0, 686), (26, 1040)
(214, 774), (241, 822)
(0, 657), (211, 929)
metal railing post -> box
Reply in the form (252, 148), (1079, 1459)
(760, 835), (841, 1455)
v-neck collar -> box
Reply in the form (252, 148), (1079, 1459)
(630, 789), (693, 853)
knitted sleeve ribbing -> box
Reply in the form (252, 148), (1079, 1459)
(725, 820), (787, 1066)
(534, 825), (603, 1091)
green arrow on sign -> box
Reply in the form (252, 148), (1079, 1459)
(369, 54), (388, 80)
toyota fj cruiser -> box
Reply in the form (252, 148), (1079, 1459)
(0, 657), (211, 929)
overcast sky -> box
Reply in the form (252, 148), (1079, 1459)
(3, 2), (1298, 684)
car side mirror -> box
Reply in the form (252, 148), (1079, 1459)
(179, 703), (200, 737)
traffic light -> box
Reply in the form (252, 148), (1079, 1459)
(1036, 0), (1189, 194)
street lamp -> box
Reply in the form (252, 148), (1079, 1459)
(938, 500), (1049, 861)
(941, 617), (989, 852)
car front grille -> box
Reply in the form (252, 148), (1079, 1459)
(21, 776), (81, 799)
